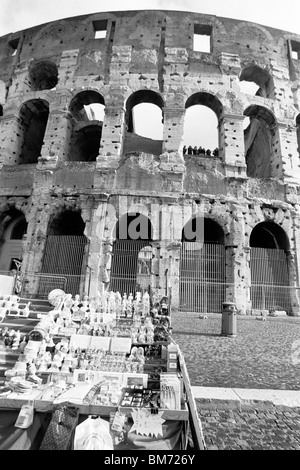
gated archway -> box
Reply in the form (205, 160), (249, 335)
(250, 221), (291, 313)
(109, 213), (153, 295)
(179, 217), (226, 312)
(0, 214), (27, 273)
(41, 210), (89, 296)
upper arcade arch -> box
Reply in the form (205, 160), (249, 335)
(243, 104), (277, 178)
(69, 90), (105, 162)
(28, 61), (59, 91)
(69, 90), (105, 122)
(296, 113), (300, 155)
(124, 90), (164, 155)
(239, 64), (274, 99)
(183, 92), (223, 154)
(18, 99), (49, 164)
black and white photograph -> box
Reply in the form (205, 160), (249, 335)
(0, 0), (300, 453)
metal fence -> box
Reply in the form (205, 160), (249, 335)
(250, 284), (298, 314)
(179, 242), (226, 313)
(179, 281), (235, 313)
(109, 240), (152, 296)
(19, 272), (67, 299)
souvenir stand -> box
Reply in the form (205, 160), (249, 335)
(0, 289), (205, 451)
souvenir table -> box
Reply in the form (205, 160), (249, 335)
(0, 290), (204, 450)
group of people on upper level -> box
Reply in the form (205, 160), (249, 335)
(183, 145), (219, 157)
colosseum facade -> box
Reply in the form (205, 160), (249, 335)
(1, 9), (300, 315)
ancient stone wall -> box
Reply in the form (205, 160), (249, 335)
(0, 10), (300, 314)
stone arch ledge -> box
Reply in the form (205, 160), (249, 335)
(231, 21), (274, 42)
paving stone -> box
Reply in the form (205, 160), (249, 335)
(172, 313), (300, 450)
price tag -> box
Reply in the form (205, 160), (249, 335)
(130, 408), (165, 438)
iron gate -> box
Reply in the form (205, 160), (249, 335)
(250, 247), (291, 312)
(40, 235), (88, 296)
(179, 242), (226, 313)
(109, 240), (152, 295)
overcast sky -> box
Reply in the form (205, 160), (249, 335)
(1, 0), (300, 36)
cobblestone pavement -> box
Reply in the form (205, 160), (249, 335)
(171, 312), (300, 450)
(196, 403), (300, 450)
(172, 313), (300, 390)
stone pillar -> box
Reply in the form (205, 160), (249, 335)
(38, 110), (73, 169)
(0, 114), (23, 165)
(162, 107), (186, 153)
(225, 206), (251, 315)
(58, 50), (80, 87)
(165, 241), (181, 310)
(157, 200), (188, 309)
(287, 209), (300, 316)
(276, 122), (300, 183)
(225, 244), (251, 315)
(21, 202), (52, 296)
(87, 195), (111, 297)
(97, 105), (126, 170)
(220, 113), (247, 178)
(292, 79), (300, 110)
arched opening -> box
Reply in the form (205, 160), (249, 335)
(0, 105), (3, 117)
(296, 114), (300, 156)
(110, 213), (153, 295)
(183, 92), (222, 156)
(0, 211), (27, 273)
(19, 99), (49, 164)
(69, 91), (105, 162)
(41, 210), (89, 295)
(69, 90), (105, 122)
(243, 105), (276, 178)
(10, 219), (28, 240)
(69, 124), (102, 162)
(29, 61), (59, 91)
(180, 217), (225, 312)
(124, 90), (164, 156)
(239, 65), (274, 99)
(250, 221), (291, 313)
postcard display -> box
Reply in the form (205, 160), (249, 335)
(0, 290), (189, 450)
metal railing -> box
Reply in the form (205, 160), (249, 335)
(179, 281), (235, 313)
(250, 284), (298, 315)
(63, 274), (86, 297)
(19, 272), (67, 299)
